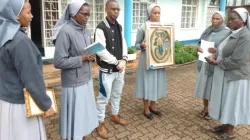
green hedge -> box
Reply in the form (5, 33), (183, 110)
(128, 47), (137, 54)
(175, 41), (198, 64)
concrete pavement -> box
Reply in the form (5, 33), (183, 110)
(44, 63), (250, 140)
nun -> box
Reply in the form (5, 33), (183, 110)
(134, 3), (166, 120)
(206, 8), (250, 140)
(194, 11), (231, 119)
(53, 0), (98, 139)
(0, 0), (55, 139)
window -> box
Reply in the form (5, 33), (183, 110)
(132, 0), (156, 30)
(86, 0), (106, 36)
(181, 0), (199, 28)
(61, 0), (106, 36)
(210, 0), (220, 6)
(42, 0), (60, 48)
(41, 0), (105, 49)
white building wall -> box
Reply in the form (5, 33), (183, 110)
(129, 0), (210, 46)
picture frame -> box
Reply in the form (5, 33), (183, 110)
(24, 88), (58, 118)
(145, 22), (175, 70)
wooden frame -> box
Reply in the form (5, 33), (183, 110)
(24, 88), (58, 118)
(145, 22), (175, 70)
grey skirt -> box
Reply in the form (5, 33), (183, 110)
(59, 80), (98, 140)
(0, 99), (47, 140)
(134, 51), (167, 101)
(194, 62), (213, 100)
(219, 78), (250, 126)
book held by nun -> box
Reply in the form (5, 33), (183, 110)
(84, 42), (105, 53)
(23, 88), (58, 118)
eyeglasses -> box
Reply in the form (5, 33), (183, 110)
(78, 12), (90, 17)
(111, 8), (120, 12)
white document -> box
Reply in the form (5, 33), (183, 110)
(198, 40), (215, 62)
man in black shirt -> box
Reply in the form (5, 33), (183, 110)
(94, 0), (128, 138)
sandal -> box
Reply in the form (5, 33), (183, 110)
(149, 107), (162, 116)
(198, 110), (212, 120)
(144, 112), (153, 120)
(217, 133), (235, 140)
(211, 125), (224, 134)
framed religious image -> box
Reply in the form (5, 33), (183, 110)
(145, 22), (175, 70)
(24, 88), (58, 118)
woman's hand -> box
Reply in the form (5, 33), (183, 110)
(208, 48), (217, 53)
(141, 41), (147, 48)
(82, 53), (95, 62)
(88, 54), (96, 62)
(205, 56), (217, 65)
(43, 107), (56, 118)
(197, 47), (203, 53)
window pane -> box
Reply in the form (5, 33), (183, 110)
(182, 6), (186, 11)
(192, 12), (196, 18)
(182, 0), (187, 4)
(187, 0), (192, 5)
(191, 22), (195, 28)
(193, 0), (198, 5)
(181, 23), (185, 28)
(141, 17), (145, 23)
(193, 7), (196, 12)
(181, 18), (185, 23)
(181, 12), (185, 18)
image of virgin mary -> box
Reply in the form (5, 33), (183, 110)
(156, 34), (163, 55)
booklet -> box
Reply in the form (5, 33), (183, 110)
(198, 40), (215, 62)
(84, 42), (105, 53)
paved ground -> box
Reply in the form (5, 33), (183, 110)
(44, 63), (250, 140)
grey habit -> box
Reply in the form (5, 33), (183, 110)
(194, 11), (231, 100)
(0, 0), (51, 139)
(134, 4), (166, 101)
(53, 0), (98, 139)
(209, 8), (250, 126)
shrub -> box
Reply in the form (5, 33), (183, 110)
(128, 47), (137, 54)
(175, 41), (198, 64)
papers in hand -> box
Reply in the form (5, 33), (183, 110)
(84, 42), (105, 53)
(198, 40), (215, 62)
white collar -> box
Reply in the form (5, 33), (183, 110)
(232, 27), (243, 34)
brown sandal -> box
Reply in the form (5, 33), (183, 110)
(198, 111), (212, 120)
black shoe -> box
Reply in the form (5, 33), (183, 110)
(144, 112), (153, 120)
(149, 107), (162, 116)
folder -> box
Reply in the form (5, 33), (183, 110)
(84, 42), (105, 53)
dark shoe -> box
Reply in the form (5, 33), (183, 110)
(144, 112), (153, 120)
(217, 132), (235, 140)
(149, 107), (162, 116)
(211, 125), (224, 134)
(111, 115), (128, 126)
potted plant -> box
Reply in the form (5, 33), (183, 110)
(127, 47), (137, 61)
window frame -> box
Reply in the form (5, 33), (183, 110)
(132, 0), (157, 31)
(86, 0), (106, 37)
(181, 0), (199, 29)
